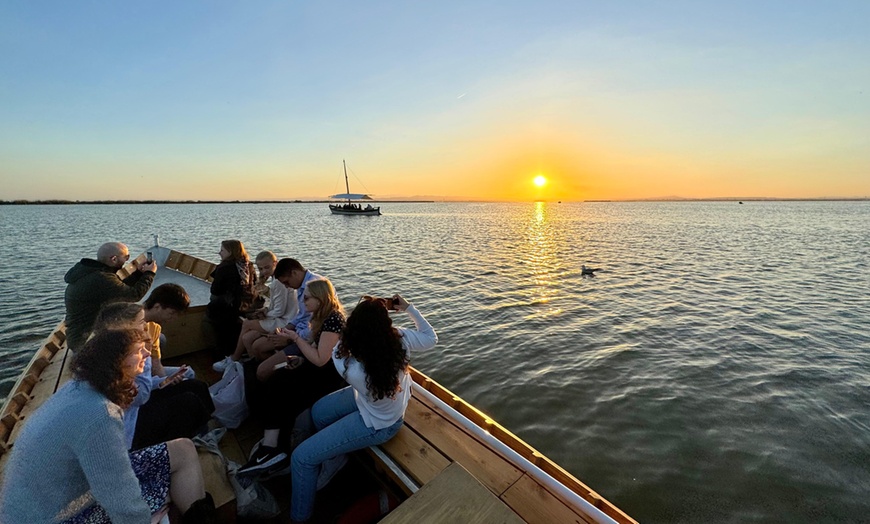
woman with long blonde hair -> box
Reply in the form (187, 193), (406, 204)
(240, 278), (347, 476)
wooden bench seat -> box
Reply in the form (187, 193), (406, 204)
(367, 388), (602, 524)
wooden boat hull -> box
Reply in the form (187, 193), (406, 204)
(328, 204), (381, 216)
(0, 246), (635, 524)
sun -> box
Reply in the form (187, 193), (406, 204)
(533, 175), (547, 187)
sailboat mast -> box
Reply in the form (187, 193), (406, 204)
(343, 159), (350, 204)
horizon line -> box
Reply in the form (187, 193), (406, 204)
(2, 196), (870, 205)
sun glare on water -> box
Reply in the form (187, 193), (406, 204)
(533, 175), (547, 187)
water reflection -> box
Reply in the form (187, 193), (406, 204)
(521, 202), (562, 317)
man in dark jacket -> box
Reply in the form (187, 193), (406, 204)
(64, 242), (157, 350)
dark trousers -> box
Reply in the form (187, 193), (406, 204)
(245, 360), (345, 449)
(132, 378), (215, 450)
(206, 304), (242, 357)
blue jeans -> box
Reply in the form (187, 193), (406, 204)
(290, 386), (403, 521)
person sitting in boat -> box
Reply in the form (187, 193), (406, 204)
(239, 278), (347, 476)
(212, 251), (299, 372)
(94, 302), (214, 451)
(206, 239), (258, 357)
(143, 282), (195, 378)
(0, 329), (216, 523)
(232, 258), (321, 368)
(288, 294), (437, 522)
(64, 241), (157, 351)
(365, 203), (373, 211)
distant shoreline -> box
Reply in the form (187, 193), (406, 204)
(0, 198), (867, 205)
(0, 199), (436, 206)
(583, 197), (870, 202)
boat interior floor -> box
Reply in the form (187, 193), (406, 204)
(164, 350), (398, 524)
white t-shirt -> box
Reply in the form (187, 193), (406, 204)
(332, 305), (437, 430)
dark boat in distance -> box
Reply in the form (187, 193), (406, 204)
(328, 160), (381, 216)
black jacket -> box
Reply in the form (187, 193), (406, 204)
(63, 259), (154, 350)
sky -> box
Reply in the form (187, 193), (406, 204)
(1, 1), (868, 201)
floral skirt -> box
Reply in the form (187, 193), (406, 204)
(62, 442), (171, 524)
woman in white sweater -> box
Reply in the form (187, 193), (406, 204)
(0, 329), (214, 524)
(288, 294), (437, 523)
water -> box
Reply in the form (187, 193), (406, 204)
(1, 201), (868, 523)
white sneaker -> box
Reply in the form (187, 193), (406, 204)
(212, 356), (234, 373)
(316, 453), (348, 491)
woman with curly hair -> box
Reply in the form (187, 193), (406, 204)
(0, 329), (215, 523)
(240, 278), (347, 475)
(93, 302), (214, 451)
(288, 294), (437, 523)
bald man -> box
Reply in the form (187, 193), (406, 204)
(63, 242), (158, 350)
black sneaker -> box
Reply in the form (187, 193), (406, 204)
(238, 445), (288, 476)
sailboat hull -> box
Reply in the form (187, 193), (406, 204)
(329, 204), (381, 216)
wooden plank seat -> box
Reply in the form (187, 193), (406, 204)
(379, 462), (524, 524)
(366, 388), (604, 524)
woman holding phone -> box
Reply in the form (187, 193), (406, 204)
(93, 302), (214, 450)
(288, 294), (437, 522)
(240, 278), (347, 475)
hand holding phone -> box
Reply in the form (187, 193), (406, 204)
(159, 365), (188, 388)
(274, 355), (303, 371)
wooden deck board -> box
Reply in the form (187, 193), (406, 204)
(410, 377), (636, 524)
(402, 396), (523, 496)
(501, 473), (595, 524)
(379, 462), (524, 524)
(6, 348), (68, 445)
(379, 424), (451, 488)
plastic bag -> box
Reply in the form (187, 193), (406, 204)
(194, 428), (280, 519)
(227, 461), (281, 519)
(209, 360), (248, 428)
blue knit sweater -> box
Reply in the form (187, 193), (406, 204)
(0, 380), (151, 523)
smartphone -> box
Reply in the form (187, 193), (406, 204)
(159, 365), (187, 388)
(146, 251), (153, 264)
(385, 296), (400, 310)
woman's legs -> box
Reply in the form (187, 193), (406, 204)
(250, 335), (285, 362)
(166, 439), (205, 513)
(256, 351), (289, 381)
(289, 388), (403, 522)
(132, 379), (215, 450)
(232, 319), (268, 360)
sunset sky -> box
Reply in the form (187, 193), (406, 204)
(1, 1), (868, 201)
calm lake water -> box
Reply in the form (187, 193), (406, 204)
(1, 201), (868, 523)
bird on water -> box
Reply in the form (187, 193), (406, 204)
(581, 265), (600, 276)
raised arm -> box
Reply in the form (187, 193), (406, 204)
(395, 300), (437, 352)
(119, 267), (156, 302)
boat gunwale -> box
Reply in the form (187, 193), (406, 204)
(0, 321), (67, 461)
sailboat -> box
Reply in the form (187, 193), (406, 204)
(328, 160), (381, 216)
